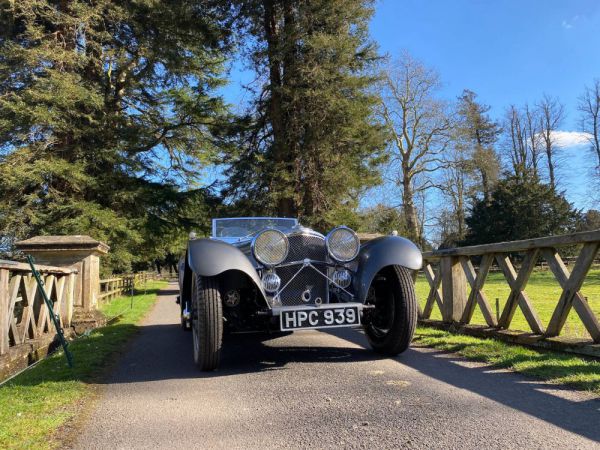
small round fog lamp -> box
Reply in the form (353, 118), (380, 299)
(262, 272), (281, 293)
(332, 269), (352, 289)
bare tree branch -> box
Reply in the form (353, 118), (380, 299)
(578, 79), (600, 170)
(377, 51), (453, 245)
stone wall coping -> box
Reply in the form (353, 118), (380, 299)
(15, 235), (110, 254)
(0, 259), (78, 274)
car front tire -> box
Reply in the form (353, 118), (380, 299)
(363, 265), (417, 356)
(192, 274), (223, 371)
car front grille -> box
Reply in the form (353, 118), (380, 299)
(276, 233), (328, 306)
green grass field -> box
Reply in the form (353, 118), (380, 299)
(415, 267), (600, 338)
(0, 280), (167, 450)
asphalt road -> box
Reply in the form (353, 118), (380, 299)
(75, 283), (600, 449)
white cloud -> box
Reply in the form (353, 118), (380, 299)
(561, 15), (579, 30)
(550, 130), (592, 148)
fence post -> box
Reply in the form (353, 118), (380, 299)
(64, 272), (76, 327)
(0, 269), (9, 356)
(440, 256), (467, 323)
(16, 236), (109, 313)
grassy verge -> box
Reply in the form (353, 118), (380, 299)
(414, 326), (600, 394)
(0, 280), (168, 450)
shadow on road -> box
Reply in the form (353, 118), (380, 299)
(326, 327), (600, 443)
(102, 323), (387, 386)
(150, 288), (179, 296)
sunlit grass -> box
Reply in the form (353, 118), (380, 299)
(414, 326), (600, 394)
(0, 281), (167, 450)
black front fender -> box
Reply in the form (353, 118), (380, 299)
(187, 238), (268, 305)
(354, 236), (422, 303)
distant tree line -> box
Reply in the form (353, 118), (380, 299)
(0, 1), (598, 272)
(374, 53), (600, 249)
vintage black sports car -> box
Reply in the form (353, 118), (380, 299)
(178, 217), (422, 370)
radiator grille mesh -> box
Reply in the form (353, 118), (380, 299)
(276, 234), (328, 306)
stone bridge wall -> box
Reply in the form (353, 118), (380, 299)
(0, 236), (109, 379)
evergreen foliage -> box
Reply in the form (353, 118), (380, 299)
(224, 0), (386, 231)
(0, 0), (231, 271)
(464, 173), (580, 245)
(455, 89), (501, 203)
(358, 204), (408, 236)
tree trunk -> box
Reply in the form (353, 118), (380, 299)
(594, 115), (600, 169)
(531, 155), (538, 178)
(480, 167), (490, 204)
(402, 168), (420, 244)
(457, 181), (465, 240)
(263, 0), (295, 217)
(546, 147), (556, 190)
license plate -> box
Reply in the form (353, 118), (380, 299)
(280, 306), (360, 331)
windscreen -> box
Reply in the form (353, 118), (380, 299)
(213, 218), (298, 238)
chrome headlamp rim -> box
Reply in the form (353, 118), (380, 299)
(325, 226), (360, 263)
(251, 228), (289, 267)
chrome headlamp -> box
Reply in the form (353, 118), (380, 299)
(252, 229), (289, 266)
(326, 226), (360, 262)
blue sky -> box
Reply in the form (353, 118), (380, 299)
(220, 0), (600, 211)
(372, 0), (600, 121)
(370, 0), (600, 211)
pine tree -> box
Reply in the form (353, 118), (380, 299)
(456, 90), (501, 203)
(0, 0), (231, 271)
(358, 204), (408, 236)
(224, 0), (386, 230)
(463, 172), (580, 245)
(439, 90), (501, 246)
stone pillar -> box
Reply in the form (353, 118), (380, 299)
(16, 235), (109, 312)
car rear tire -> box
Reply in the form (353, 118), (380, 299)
(363, 265), (417, 356)
(192, 274), (223, 370)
